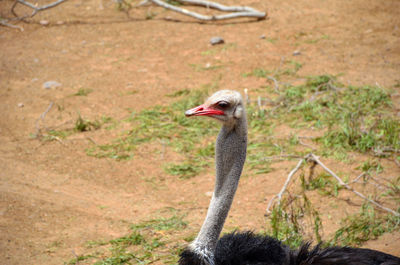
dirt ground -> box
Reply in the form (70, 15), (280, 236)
(1, 0), (400, 264)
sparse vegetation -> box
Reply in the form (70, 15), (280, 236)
(329, 204), (400, 247)
(66, 212), (187, 265)
(74, 87), (93, 96)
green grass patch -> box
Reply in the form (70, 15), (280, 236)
(74, 88), (93, 96)
(329, 204), (400, 247)
(87, 88), (218, 172)
(66, 213), (187, 265)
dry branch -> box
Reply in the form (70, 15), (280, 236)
(35, 102), (54, 137)
(267, 76), (280, 93)
(0, 19), (24, 31)
(308, 153), (400, 217)
(266, 156), (307, 215)
(149, 0), (266, 21)
(266, 153), (400, 217)
(177, 0), (259, 13)
(12, 0), (68, 20)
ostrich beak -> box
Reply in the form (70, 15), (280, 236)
(185, 104), (224, 117)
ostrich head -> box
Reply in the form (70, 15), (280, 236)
(185, 90), (245, 129)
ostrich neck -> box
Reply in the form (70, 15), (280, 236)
(191, 115), (247, 256)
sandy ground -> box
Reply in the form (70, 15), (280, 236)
(1, 0), (400, 264)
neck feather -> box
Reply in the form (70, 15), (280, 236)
(191, 115), (247, 255)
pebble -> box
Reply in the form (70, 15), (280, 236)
(17, 103), (24, 108)
(210, 36), (224, 45)
(43, 81), (62, 89)
(259, 34), (266, 39)
(293, 50), (301, 56)
(39, 20), (49, 26)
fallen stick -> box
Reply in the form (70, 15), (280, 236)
(149, 0), (266, 21)
(177, 0), (259, 13)
(308, 153), (399, 217)
(266, 155), (307, 215)
(35, 102), (54, 137)
(266, 153), (400, 217)
(0, 19), (24, 31)
(12, 0), (68, 19)
(267, 76), (280, 93)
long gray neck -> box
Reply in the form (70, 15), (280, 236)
(191, 114), (247, 256)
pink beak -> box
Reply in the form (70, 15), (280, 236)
(185, 104), (225, 117)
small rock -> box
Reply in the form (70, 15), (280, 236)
(81, 40), (87, 45)
(43, 81), (62, 90)
(31, 78), (38, 82)
(205, 191), (213, 197)
(33, 58), (39, 63)
(210, 36), (224, 45)
(39, 20), (49, 26)
(56, 21), (64, 25)
(293, 50), (301, 56)
(259, 34), (266, 39)
(17, 103), (24, 108)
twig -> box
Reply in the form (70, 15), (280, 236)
(86, 137), (98, 145)
(349, 172), (366, 184)
(262, 154), (302, 161)
(11, 0), (68, 20)
(308, 153), (400, 217)
(0, 19), (24, 31)
(35, 102), (54, 136)
(148, 0), (266, 21)
(298, 139), (316, 150)
(266, 156), (307, 215)
(177, 0), (259, 12)
(257, 96), (262, 109)
(267, 76), (279, 93)
(394, 158), (400, 168)
(71, 249), (79, 265)
(298, 136), (317, 140)
(266, 153), (400, 217)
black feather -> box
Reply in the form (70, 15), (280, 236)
(215, 231), (288, 265)
(179, 231), (400, 265)
(180, 248), (210, 265)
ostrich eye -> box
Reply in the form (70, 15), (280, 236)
(217, 101), (230, 109)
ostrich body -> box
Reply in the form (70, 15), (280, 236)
(179, 90), (400, 265)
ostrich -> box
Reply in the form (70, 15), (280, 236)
(179, 90), (400, 265)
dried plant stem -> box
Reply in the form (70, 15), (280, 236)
(266, 156), (307, 215)
(0, 19), (24, 31)
(308, 153), (400, 217)
(12, 0), (68, 20)
(266, 153), (400, 217)
(267, 76), (279, 93)
(35, 102), (54, 136)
